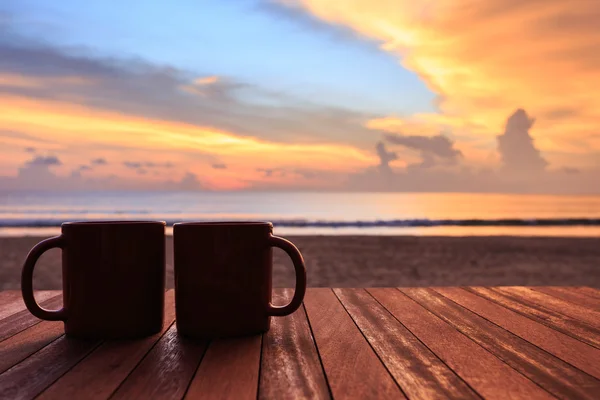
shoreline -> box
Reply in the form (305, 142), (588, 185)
(2, 235), (599, 289)
(2, 225), (600, 238)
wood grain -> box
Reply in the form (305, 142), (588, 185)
(0, 335), (99, 400)
(532, 287), (600, 310)
(0, 295), (64, 342)
(304, 288), (401, 400)
(38, 290), (177, 400)
(0, 321), (64, 374)
(259, 288), (330, 400)
(497, 287), (600, 328)
(436, 287), (600, 380)
(336, 288), (477, 399)
(402, 288), (600, 400)
(0, 291), (58, 321)
(369, 288), (553, 399)
(110, 323), (208, 400)
(186, 335), (261, 400)
(468, 287), (600, 348)
(576, 287), (600, 299)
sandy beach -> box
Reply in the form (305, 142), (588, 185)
(1, 235), (599, 289)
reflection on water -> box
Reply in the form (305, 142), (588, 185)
(1, 191), (600, 236)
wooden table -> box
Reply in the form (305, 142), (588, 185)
(0, 287), (599, 399)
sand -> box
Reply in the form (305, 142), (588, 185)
(1, 235), (599, 290)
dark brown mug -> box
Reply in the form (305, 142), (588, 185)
(21, 221), (166, 339)
(173, 221), (306, 338)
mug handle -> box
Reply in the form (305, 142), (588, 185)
(21, 235), (68, 321)
(266, 236), (307, 316)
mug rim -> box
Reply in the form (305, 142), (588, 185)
(173, 221), (272, 227)
(62, 220), (167, 226)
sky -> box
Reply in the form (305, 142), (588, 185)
(0, 0), (599, 193)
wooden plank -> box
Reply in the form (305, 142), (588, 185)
(435, 287), (600, 380)
(0, 336), (99, 400)
(110, 323), (208, 400)
(259, 288), (330, 400)
(336, 288), (477, 399)
(0, 292), (25, 321)
(38, 290), (177, 400)
(186, 336), (261, 400)
(468, 287), (600, 349)
(0, 321), (64, 374)
(0, 295), (64, 342)
(0, 291), (59, 323)
(304, 288), (401, 400)
(370, 288), (553, 399)
(497, 287), (600, 328)
(401, 288), (600, 400)
(576, 287), (600, 299)
(533, 287), (600, 310)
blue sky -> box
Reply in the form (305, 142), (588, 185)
(1, 0), (598, 193)
(2, 0), (436, 115)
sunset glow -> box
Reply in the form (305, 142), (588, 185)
(1, 0), (598, 192)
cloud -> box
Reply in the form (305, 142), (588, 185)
(0, 157), (209, 191)
(375, 141), (397, 173)
(287, 0), (600, 159)
(561, 167), (580, 175)
(91, 158), (107, 165)
(0, 25), (376, 188)
(144, 162), (174, 168)
(25, 155), (61, 166)
(497, 109), (548, 174)
(294, 169), (318, 179)
(257, 168), (285, 178)
(123, 161), (142, 169)
(123, 161), (174, 172)
(70, 164), (92, 178)
(24, 146), (35, 153)
(0, 25), (378, 148)
(194, 76), (218, 86)
(212, 163), (227, 169)
(255, 1), (377, 49)
(178, 172), (203, 190)
(346, 108), (600, 194)
(385, 133), (463, 167)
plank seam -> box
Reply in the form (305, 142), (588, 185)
(365, 288), (484, 400)
(578, 287), (600, 299)
(427, 288), (600, 384)
(302, 299), (334, 400)
(255, 333), (264, 400)
(399, 288), (566, 397)
(181, 339), (211, 399)
(466, 287), (600, 350)
(0, 292), (61, 322)
(528, 288), (598, 310)
(0, 333), (66, 379)
(0, 294), (64, 344)
(33, 339), (104, 399)
(330, 288), (407, 398)
(106, 319), (177, 399)
(0, 320), (43, 345)
(495, 288), (600, 327)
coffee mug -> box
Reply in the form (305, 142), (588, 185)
(21, 221), (166, 339)
(173, 221), (306, 338)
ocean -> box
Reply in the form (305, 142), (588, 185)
(1, 191), (600, 237)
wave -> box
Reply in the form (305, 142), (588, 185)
(1, 218), (600, 228)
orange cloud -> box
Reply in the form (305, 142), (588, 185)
(289, 0), (600, 168)
(194, 76), (219, 85)
(0, 93), (375, 188)
(0, 73), (91, 89)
